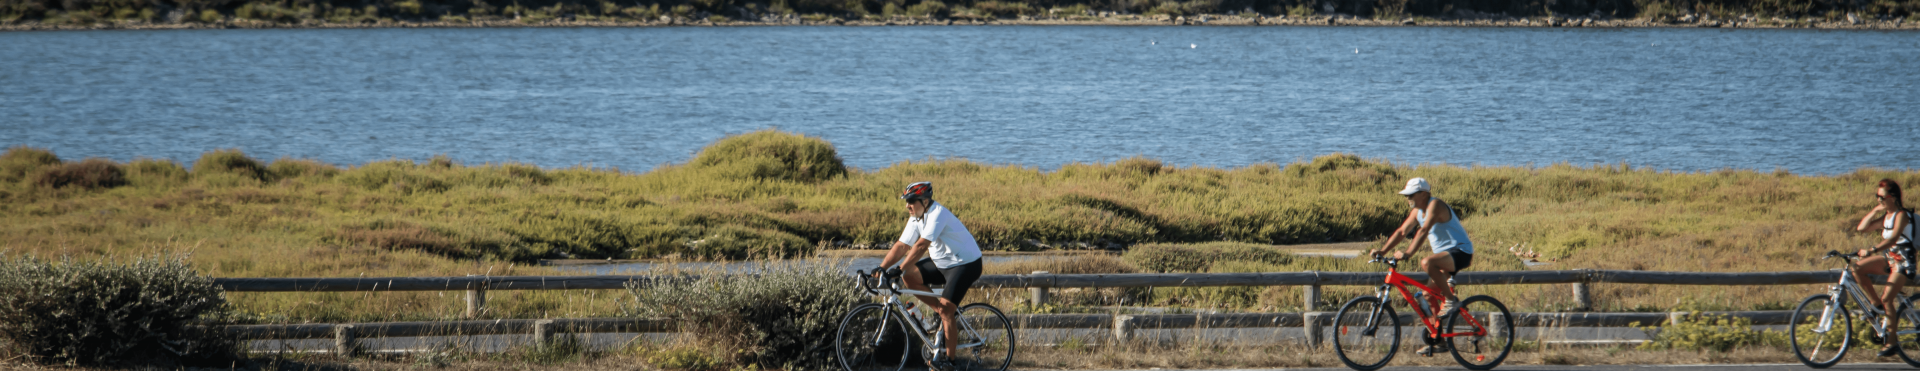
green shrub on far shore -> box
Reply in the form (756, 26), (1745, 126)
(0, 254), (237, 367)
(623, 260), (863, 370)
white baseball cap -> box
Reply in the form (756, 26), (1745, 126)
(1398, 178), (1430, 196)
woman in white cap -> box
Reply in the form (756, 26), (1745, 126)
(1369, 177), (1475, 354)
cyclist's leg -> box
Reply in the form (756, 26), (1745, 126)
(906, 258), (948, 308)
(936, 259), (984, 359)
(1858, 255), (1893, 307)
(1881, 259), (1911, 334)
(1421, 251), (1459, 303)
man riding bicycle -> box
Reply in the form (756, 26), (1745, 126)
(873, 181), (984, 369)
(1369, 178), (1476, 354)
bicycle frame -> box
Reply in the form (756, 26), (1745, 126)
(861, 272), (989, 353)
(1813, 256), (1920, 337)
(1359, 259), (1487, 340)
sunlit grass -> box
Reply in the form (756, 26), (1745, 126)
(3, 131), (1918, 321)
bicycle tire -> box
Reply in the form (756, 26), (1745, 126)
(1891, 298), (1920, 368)
(837, 303), (911, 371)
(951, 303), (1015, 371)
(1333, 296), (1400, 371)
(1444, 295), (1513, 370)
(1790, 293), (1851, 369)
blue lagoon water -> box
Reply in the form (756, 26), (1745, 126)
(2, 26), (1917, 174)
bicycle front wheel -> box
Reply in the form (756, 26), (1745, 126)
(836, 303), (911, 371)
(1790, 293), (1851, 369)
(1333, 296), (1400, 371)
(1444, 295), (1513, 370)
(952, 303), (1015, 371)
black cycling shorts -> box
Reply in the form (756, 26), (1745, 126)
(1446, 249), (1473, 275)
(915, 257), (983, 304)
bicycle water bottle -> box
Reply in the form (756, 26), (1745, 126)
(1413, 292), (1430, 316)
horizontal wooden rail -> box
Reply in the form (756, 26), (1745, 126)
(212, 269), (1845, 292)
(230, 310), (1797, 353)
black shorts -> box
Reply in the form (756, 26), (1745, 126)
(915, 257), (983, 304)
(1446, 249), (1473, 274)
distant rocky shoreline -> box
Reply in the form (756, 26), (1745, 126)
(3, 12), (1913, 31)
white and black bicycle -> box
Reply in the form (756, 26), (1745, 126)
(836, 268), (1015, 371)
(1788, 250), (1920, 368)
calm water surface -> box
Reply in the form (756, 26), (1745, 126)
(3, 27), (1917, 174)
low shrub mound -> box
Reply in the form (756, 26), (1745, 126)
(624, 260), (865, 370)
(690, 130), (848, 183)
(0, 254), (237, 367)
(191, 149), (268, 183)
(1124, 242), (1295, 273)
(0, 146), (62, 183)
(33, 158), (126, 190)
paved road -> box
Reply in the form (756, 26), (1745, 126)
(1154, 364), (1915, 371)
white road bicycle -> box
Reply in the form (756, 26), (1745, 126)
(836, 268), (1015, 371)
(1789, 250), (1920, 368)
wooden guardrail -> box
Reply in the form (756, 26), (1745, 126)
(212, 269), (1846, 315)
(240, 310), (1794, 355)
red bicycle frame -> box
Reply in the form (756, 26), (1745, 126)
(1379, 262), (1487, 339)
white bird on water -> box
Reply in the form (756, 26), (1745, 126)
(1354, 48), (1359, 54)
(1190, 44), (1196, 49)
(1151, 39), (1156, 45)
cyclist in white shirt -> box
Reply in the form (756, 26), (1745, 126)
(874, 181), (984, 368)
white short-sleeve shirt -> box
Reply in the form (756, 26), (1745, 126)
(898, 202), (983, 269)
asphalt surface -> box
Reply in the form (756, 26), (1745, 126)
(1158, 364), (1917, 371)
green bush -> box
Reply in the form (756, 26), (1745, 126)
(690, 130), (847, 183)
(624, 260), (864, 370)
(0, 254), (237, 367)
(1123, 242), (1294, 273)
(191, 149), (266, 183)
(905, 0), (947, 17)
(1, 146), (61, 184)
(266, 158), (340, 180)
(125, 158), (189, 186)
(33, 158), (126, 190)
(1636, 313), (1784, 352)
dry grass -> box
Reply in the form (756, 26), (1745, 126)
(4, 134), (1920, 322)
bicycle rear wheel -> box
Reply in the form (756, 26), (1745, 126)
(1444, 295), (1513, 370)
(952, 303), (1015, 371)
(1891, 299), (1920, 368)
(837, 303), (911, 371)
(1789, 294), (1851, 369)
(1332, 296), (1400, 371)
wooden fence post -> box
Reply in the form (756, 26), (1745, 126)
(1303, 284), (1322, 312)
(1030, 271), (1050, 306)
(466, 275), (487, 319)
(1488, 312), (1505, 340)
(1113, 314), (1134, 343)
(333, 324), (357, 356)
(1303, 312), (1324, 348)
(1572, 282), (1593, 311)
(533, 319), (555, 347)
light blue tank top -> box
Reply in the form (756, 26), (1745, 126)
(1416, 202), (1474, 254)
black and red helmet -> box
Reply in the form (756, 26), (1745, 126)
(899, 182), (933, 202)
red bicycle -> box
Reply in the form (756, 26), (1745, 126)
(1331, 257), (1514, 371)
